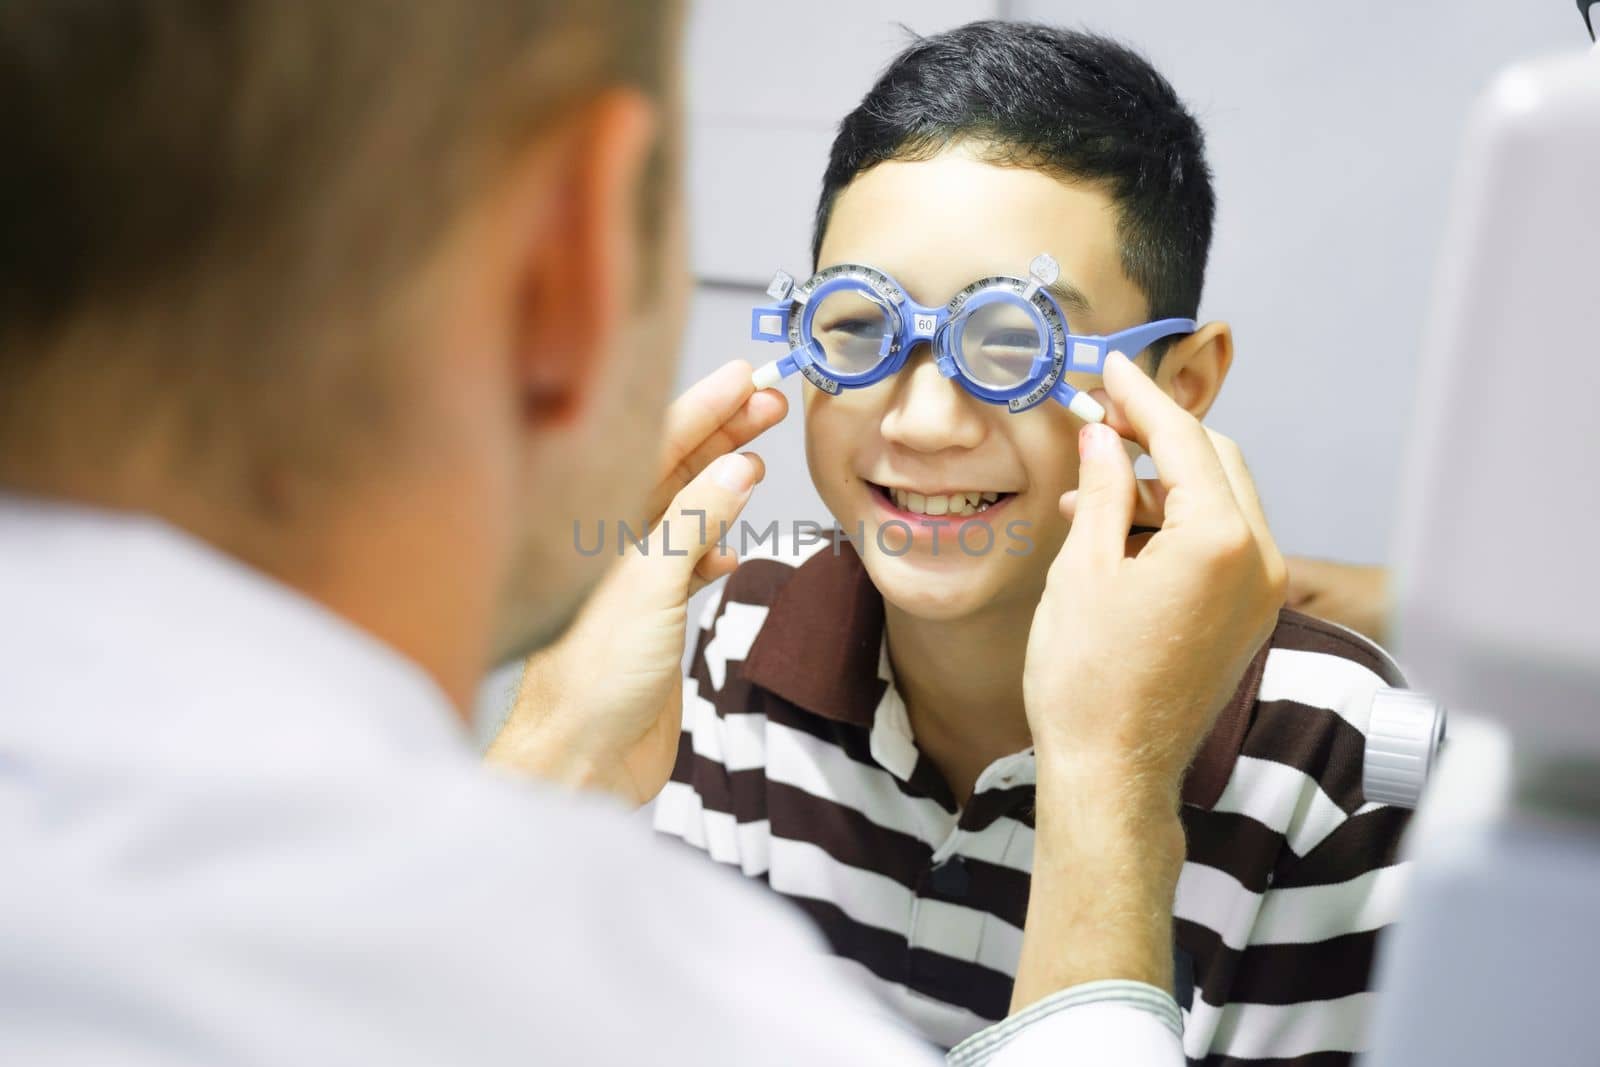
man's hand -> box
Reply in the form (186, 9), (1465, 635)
(1013, 350), (1286, 1010)
(1286, 557), (1391, 645)
(1025, 351), (1286, 790)
(486, 361), (787, 805)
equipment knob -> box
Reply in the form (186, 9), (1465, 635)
(1364, 687), (1448, 808)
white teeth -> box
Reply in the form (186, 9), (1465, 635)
(884, 486), (1008, 516)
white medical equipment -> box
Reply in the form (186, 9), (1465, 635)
(1366, 15), (1600, 1065)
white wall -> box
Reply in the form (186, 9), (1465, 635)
(677, 0), (1580, 562)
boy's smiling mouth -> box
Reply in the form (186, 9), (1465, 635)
(866, 481), (1017, 521)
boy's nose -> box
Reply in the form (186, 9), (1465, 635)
(878, 345), (988, 453)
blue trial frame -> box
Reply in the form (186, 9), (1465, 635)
(750, 265), (1195, 417)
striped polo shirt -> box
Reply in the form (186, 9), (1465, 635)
(653, 539), (1412, 1065)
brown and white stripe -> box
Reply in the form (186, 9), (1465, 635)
(654, 541), (1410, 1065)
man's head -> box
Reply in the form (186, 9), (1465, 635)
(0, 2), (687, 705)
(803, 22), (1233, 621)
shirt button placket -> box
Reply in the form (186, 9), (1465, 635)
(909, 828), (975, 1001)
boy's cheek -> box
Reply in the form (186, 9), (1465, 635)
(801, 395), (841, 467)
(1026, 503), (1071, 561)
(803, 391), (882, 477)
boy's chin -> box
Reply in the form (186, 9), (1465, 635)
(860, 544), (1014, 622)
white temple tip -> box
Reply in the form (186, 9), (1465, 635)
(751, 361), (784, 391)
(1068, 391), (1106, 423)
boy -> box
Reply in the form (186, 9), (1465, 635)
(654, 22), (1409, 1065)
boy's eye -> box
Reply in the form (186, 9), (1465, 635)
(957, 307), (1045, 387)
(818, 317), (889, 340)
(811, 286), (897, 374)
(976, 330), (1040, 352)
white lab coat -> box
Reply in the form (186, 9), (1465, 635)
(0, 496), (1180, 1065)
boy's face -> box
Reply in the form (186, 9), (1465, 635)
(807, 144), (1221, 622)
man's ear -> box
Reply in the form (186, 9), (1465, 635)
(1152, 321), (1233, 420)
(511, 89), (658, 427)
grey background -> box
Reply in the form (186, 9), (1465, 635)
(476, 1), (1582, 738)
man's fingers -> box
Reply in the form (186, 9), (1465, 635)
(1203, 429), (1271, 550)
(649, 364), (786, 524)
(1100, 351), (1234, 526)
(720, 389), (788, 449)
(638, 451), (764, 600)
(649, 389), (786, 523)
(1057, 422), (1137, 572)
(1205, 428), (1287, 595)
(656, 361), (757, 478)
(1061, 477), (1165, 530)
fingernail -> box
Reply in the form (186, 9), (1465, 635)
(1079, 423), (1116, 459)
(1104, 350), (1129, 371)
(712, 453), (755, 494)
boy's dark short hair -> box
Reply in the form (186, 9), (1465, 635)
(813, 21), (1214, 333)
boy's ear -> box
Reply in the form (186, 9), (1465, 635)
(1152, 321), (1233, 420)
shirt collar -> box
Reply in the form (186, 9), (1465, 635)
(739, 539), (1267, 810)
(0, 493), (467, 768)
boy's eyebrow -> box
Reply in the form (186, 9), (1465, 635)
(1045, 279), (1093, 316)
